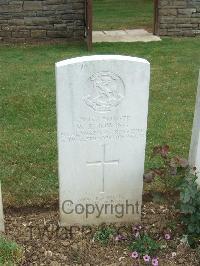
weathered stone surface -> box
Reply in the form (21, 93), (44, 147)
(0, 0), (9, 3)
(182, 30), (196, 35)
(187, 0), (200, 7)
(54, 24), (68, 30)
(6, 37), (26, 42)
(176, 17), (192, 23)
(192, 30), (200, 35)
(0, 20), (8, 24)
(24, 17), (50, 26)
(47, 30), (72, 37)
(45, 0), (66, 4)
(12, 30), (30, 38)
(23, 1), (42, 11)
(31, 29), (46, 38)
(42, 4), (73, 11)
(178, 8), (197, 14)
(1, 3), (22, 12)
(160, 23), (177, 29)
(0, 31), (11, 37)
(159, 9), (177, 15)
(158, 0), (200, 36)
(159, 0), (170, 7)
(0, 0), (85, 42)
(56, 55), (150, 226)
(8, 19), (24, 26)
(176, 23), (197, 27)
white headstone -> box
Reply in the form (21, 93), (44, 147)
(0, 182), (5, 232)
(56, 55), (150, 226)
(189, 71), (200, 185)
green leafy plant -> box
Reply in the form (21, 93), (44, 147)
(129, 234), (160, 256)
(144, 145), (200, 248)
(0, 236), (23, 264)
(144, 145), (189, 194)
(179, 172), (200, 247)
(94, 227), (116, 245)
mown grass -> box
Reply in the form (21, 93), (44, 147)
(0, 236), (23, 264)
(93, 0), (153, 30)
(0, 38), (200, 207)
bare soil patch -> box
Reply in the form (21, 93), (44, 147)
(4, 202), (200, 265)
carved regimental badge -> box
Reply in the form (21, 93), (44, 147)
(84, 71), (125, 113)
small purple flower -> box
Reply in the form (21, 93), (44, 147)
(135, 231), (140, 238)
(115, 235), (120, 241)
(152, 257), (159, 266)
(132, 226), (138, 233)
(171, 252), (176, 258)
(164, 233), (171, 240)
(143, 255), (151, 263)
(132, 225), (142, 238)
(131, 251), (139, 259)
(115, 235), (126, 241)
(132, 224), (142, 232)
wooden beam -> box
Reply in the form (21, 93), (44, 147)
(154, 0), (159, 35)
(86, 0), (93, 50)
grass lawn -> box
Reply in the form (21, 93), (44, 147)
(0, 38), (200, 207)
(0, 236), (23, 264)
(93, 0), (153, 31)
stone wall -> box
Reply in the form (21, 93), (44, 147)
(0, 0), (85, 42)
(158, 0), (200, 36)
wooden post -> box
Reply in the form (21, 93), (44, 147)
(86, 0), (93, 50)
(153, 0), (159, 35)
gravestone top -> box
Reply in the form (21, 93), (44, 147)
(56, 55), (150, 226)
(189, 71), (200, 184)
(56, 55), (149, 67)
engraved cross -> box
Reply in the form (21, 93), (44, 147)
(87, 144), (119, 193)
